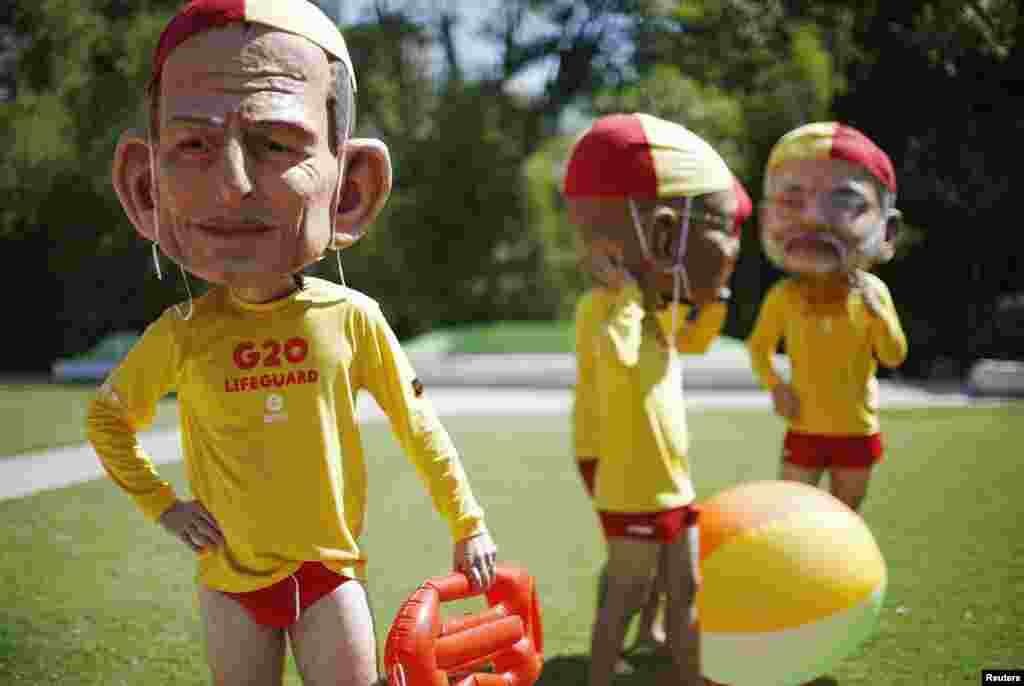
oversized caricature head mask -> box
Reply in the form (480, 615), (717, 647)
(563, 113), (741, 306)
(760, 122), (900, 275)
(112, 0), (393, 293)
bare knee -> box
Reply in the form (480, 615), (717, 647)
(661, 532), (699, 618)
(830, 468), (872, 511)
(601, 566), (653, 618)
(597, 540), (659, 627)
(659, 534), (702, 686)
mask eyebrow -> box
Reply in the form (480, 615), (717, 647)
(832, 179), (874, 197)
(248, 118), (318, 144)
(765, 175), (803, 194)
(163, 114), (319, 144)
(165, 115), (225, 129)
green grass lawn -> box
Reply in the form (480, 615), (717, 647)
(2, 404), (1022, 685)
(0, 384), (179, 458)
(401, 320), (750, 357)
(402, 321), (578, 355)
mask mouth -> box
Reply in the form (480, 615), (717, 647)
(783, 231), (847, 273)
(192, 219), (276, 237)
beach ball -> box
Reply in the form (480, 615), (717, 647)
(697, 480), (886, 686)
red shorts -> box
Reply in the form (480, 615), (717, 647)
(598, 504), (700, 544)
(783, 431), (883, 470)
(222, 562), (354, 628)
(577, 459), (598, 498)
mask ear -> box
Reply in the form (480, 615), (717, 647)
(112, 129), (158, 241)
(878, 207), (902, 263)
(333, 138), (392, 249)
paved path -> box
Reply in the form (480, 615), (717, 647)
(0, 384), (995, 502)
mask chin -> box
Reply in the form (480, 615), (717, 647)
(785, 252), (840, 275)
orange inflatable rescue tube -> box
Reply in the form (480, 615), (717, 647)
(384, 565), (543, 686)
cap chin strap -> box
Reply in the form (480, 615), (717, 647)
(329, 147), (348, 287)
(148, 134), (194, 320)
(629, 196), (693, 351)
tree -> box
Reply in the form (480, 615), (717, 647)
(1, 1), (179, 371)
(831, 0), (1022, 375)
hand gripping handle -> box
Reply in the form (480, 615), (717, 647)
(384, 565), (543, 686)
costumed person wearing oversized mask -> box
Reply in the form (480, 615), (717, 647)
(563, 113), (744, 686)
(575, 178), (752, 662)
(747, 122), (908, 512)
(88, 2), (496, 684)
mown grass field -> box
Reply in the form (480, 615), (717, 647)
(0, 383), (179, 458)
(1, 397), (1022, 685)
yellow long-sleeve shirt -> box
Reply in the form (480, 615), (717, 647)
(573, 285), (726, 513)
(87, 277), (486, 593)
(746, 274), (908, 436)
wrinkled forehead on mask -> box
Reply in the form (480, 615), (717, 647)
(764, 121), (896, 204)
(764, 158), (886, 209)
(149, 0), (356, 94)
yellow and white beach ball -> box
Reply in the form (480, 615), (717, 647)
(698, 480), (886, 686)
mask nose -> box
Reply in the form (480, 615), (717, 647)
(795, 194), (832, 228)
(217, 135), (253, 205)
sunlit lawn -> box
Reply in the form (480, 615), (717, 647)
(2, 401), (1022, 684)
(0, 383), (179, 458)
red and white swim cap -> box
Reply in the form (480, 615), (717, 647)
(149, 0), (355, 94)
(564, 113), (734, 200)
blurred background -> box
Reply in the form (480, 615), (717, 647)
(2, 0), (1020, 382)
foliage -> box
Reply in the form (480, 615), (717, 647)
(1, 0), (1020, 376)
(1, 1), (178, 371)
(831, 0), (1022, 376)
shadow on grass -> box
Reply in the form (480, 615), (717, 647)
(535, 655), (589, 686)
(535, 654), (840, 686)
(0, 622), (17, 663)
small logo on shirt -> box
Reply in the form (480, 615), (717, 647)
(625, 524), (655, 537)
(264, 393), (288, 423)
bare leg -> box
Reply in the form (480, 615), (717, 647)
(634, 547), (667, 651)
(588, 538), (659, 686)
(829, 467), (872, 511)
(288, 580), (378, 686)
(779, 461), (825, 487)
(659, 527), (701, 686)
(198, 585), (287, 686)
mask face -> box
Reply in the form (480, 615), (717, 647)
(152, 24), (342, 289)
(630, 190), (740, 304)
(761, 158), (886, 274)
(567, 188), (739, 306)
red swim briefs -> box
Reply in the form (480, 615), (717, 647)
(222, 561), (354, 628)
(783, 431), (883, 470)
(598, 504), (700, 544)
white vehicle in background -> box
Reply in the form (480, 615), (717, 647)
(51, 332), (140, 383)
(967, 358), (1024, 398)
